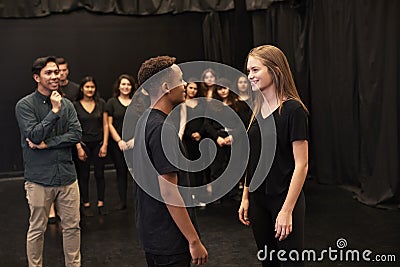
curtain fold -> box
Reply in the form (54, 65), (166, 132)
(0, 0), (234, 17)
(202, 11), (234, 65)
(352, 0), (400, 206)
(248, 0), (400, 206)
(246, 0), (285, 11)
(250, 1), (310, 109)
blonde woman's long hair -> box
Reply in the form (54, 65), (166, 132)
(246, 45), (308, 129)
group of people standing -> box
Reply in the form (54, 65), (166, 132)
(55, 59), (137, 218)
(16, 44), (309, 267)
(176, 70), (253, 203)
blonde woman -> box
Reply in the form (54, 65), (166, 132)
(238, 45), (309, 267)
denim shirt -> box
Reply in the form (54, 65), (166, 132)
(15, 90), (82, 186)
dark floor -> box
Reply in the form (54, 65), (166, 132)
(0, 172), (399, 267)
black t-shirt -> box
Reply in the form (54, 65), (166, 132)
(184, 100), (206, 139)
(123, 89), (151, 141)
(236, 98), (252, 129)
(133, 108), (196, 255)
(61, 81), (79, 102)
(203, 101), (240, 141)
(246, 99), (309, 196)
(73, 98), (106, 143)
(182, 100), (206, 160)
(106, 97), (129, 136)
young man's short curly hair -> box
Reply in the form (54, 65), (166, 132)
(137, 56), (176, 87)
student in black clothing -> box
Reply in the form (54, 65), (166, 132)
(56, 57), (79, 101)
(74, 76), (109, 216)
(134, 56), (208, 266)
(182, 81), (206, 187)
(238, 45), (309, 267)
(203, 78), (239, 198)
(235, 75), (252, 190)
(235, 75), (252, 128)
(106, 74), (136, 210)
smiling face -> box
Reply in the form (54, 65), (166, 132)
(119, 78), (132, 96)
(247, 56), (273, 92)
(82, 81), (96, 99)
(34, 62), (60, 95)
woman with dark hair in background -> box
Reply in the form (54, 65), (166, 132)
(198, 68), (218, 190)
(235, 75), (253, 190)
(238, 45), (309, 267)
(106, 74), (137, 210)
(203, 78), (239, 201)
(74, 76), (109, 216)
(181, 81), (207, 206)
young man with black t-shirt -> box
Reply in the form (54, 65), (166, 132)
(56, 57), (79, 101)
(133, 56), (208, 266)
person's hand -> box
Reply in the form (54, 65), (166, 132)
(77, 147), (87, 161)
(238, 197), (250, 226)
(216, 136), (226, 147)
(275, 210), (293, 241)
(50, 91), (62, 114)
(118, 140), (127, 151)
(191, 132), (201, 142)
(189, 239), (208, 265)
(125, 138), (135, 150)
(26, 138), (48, 149)
(224, 135), (233, 146)
(98, 144), (107, 158)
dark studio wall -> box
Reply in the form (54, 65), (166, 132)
(0, 10), (206, 175)
(0, 1), (253, 176)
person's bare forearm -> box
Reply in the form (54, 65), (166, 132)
(166, 204), (200, 245)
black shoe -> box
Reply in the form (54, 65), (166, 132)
(82, 206), (94, 217)
(98, 206), (108, 215)
(48, 216), (57, 224)
(115, 202), (127, 210)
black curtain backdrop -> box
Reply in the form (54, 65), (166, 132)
(0, 10), (207, 175)
(0, 0), (253, 176)
(247, 0), (400, 206)
(0, 0), (234, 17)
(1, 0), (398, 207)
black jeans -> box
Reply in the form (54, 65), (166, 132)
(77, 141), (105, 203)
(145, 252), (191, 267)
(108, 140), (128, 204)
(249, 190), (305, 267)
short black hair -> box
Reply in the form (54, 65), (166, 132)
(32, 56), (58, 76)
(137, 56), (176, 87)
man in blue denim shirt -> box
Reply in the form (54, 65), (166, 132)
(15, 56), (82, 267)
